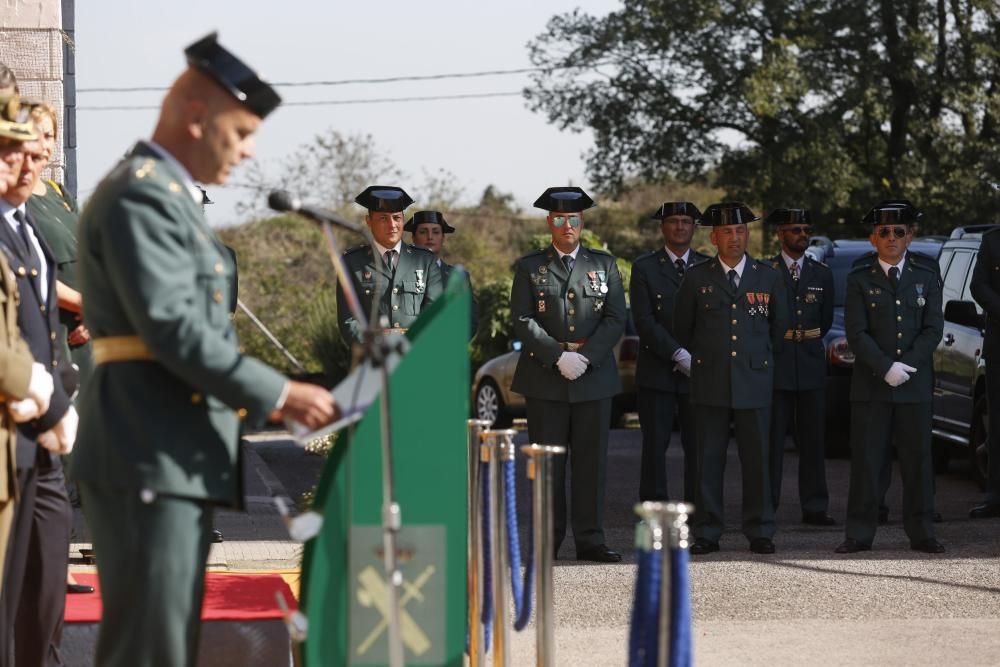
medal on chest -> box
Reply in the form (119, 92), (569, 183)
(415, 269), (425, 293)
(915, 283), (926, 307)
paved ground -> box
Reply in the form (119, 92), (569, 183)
(69, 425), (1000, 666)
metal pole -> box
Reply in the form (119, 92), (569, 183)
(484, 429), (517, 667)
(467, 419), (491, 667)
(521, 443), (565, 667)
(236, 299), (308, 373)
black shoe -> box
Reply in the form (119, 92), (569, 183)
(834, 538), (871, 554)
(212, 529), (224, 544)
(932, 512), (943, 523)
(969, 503), (1000, 519)
(689, 539), (719, 555)
(67, 583), (95, 594)
(576, 545), (622, 563)
(911, 538), (945, 554)
(877, 509), (889, 524)
(749, 538), (775, 554)
(802, 512), (836, 526)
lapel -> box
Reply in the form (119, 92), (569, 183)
(866, 262), (894, 293)
(544, 245), (569, 281)
(705, 257), (736, 296)
(23, 211), (57, 307)
(735, 255), (760, 301)
(658, 248), (683, 286)
(896, 255), (919, 295)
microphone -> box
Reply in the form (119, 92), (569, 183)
(268, 190), (364, 234)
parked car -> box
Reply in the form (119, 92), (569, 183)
(472, 313), (638, 428)
(805, 236), (945, 454)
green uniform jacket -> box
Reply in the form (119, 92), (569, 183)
(769, 254), (834, 391)
(72, 142), (287, 504)
(336, 242), (443, 343)
(968, 228), (1000, 361)
(630, 248), (709, 393)
(510, 245), (626, 403)
(0, 251), (33, 504)
(673, 254), (789, 409)
(844, 254), (943, 403)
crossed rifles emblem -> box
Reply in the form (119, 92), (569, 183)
(355, 563), (436, 657)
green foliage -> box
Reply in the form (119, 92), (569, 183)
(304, 290), (352, 386)
(470, 277), (514, 372)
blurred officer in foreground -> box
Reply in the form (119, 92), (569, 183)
(766, 208), (835, 525)
(510, 186), (626, 562)
(336, 186), (442, 344)
(967, 226), (1000, 518)
(72, 33), (338, 666)
(836, 202), (944, 554)
(405, 209), (478, 338)
(674, 202), (788, 555)
(631, 201), (707, 502)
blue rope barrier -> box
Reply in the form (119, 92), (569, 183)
(504, 458), (534, 631)
(627, 544), (661, 666)
(479, 460), (492, 648)
(668, 547), (692, 667)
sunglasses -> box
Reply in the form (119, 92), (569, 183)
(876, 226), (908, 239)
(782, 225), (813, 235)
(552, 215), (582, 228)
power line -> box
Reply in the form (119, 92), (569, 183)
(77, 90), (524, 111)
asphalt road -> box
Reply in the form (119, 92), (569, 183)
(248, 426), (1000, 666)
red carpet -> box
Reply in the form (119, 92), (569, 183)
(65, 572), (298, 623)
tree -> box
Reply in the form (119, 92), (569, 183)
(526, 0), (1000, 233)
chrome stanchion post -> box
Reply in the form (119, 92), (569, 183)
(467, 419), (491, 667)
(483, 429), (517, 667)
(521, 443), (566, 667)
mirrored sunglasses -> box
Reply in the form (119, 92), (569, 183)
(552, 215), (582, 228)
(876, 226), (908, 239)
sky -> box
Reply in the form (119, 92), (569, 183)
(74, 0), (622, 227)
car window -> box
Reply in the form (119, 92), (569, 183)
(942, 251), (973, 306)
(962, 250), (983, 311)
(937, 249), (954, 278)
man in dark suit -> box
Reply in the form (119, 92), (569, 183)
(405, 209), (479, 338)
(630, 201), (708, 502)
(510, 186), (627, 562)
(336, 187), (443, 344)
(674, 202), (789, 554)
(0, 117), (76, 667)
(766, 208), (835, 525)
(836, 202), (944, 554)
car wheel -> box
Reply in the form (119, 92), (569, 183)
(970, 397), (990, 491)
(475, 379), (510, 428)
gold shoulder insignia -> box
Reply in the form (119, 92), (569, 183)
(135, 159), (155, 179)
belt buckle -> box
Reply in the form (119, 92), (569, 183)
(565, 342), (580, 352)
(794, 329), (804, 342)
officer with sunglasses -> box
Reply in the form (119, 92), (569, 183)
(510, 186), (627, 562)
(836, 203), (945, 554)
(766, 209), (836, 525)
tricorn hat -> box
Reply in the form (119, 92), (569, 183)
(700, 202), (760, 226)
(404, 210), (455, 233)
(184, 32), (282, 119)
(862, 200), (923, 225)
(354, 185), (414, 213)
(764, 208), (812, 226)
(651, 201), (701, 221)
(533, 186), (595, 213)
(0, 93), (36, 142)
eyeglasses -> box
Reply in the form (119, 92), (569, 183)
(552, 215), (582, 228)
(876, 226), (908, 239)
(782, 225), (813, 235)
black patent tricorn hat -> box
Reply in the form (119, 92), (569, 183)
(651, 201), (701, 221)
(533, 186), (595, 213)
(700, 202), (760, 226)
(862, 200), (923, 225)
(355, 185), (415, 213)
(404, 210), (455, 233)
(765, 208), (812, 226)
(184, 32), (282, 119)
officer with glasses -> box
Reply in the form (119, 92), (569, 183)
(767, 209), (836, 525)
(509, 186), (626, 562)
(836, 202), (945, 554)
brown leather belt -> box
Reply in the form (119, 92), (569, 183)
(559, 338), (588, 352)
(783, 328), (822, 342)
(93, 335), (155, 365)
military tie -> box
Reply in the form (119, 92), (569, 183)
(790, 261), (800, 282)
(12, 209), (41, 293)
(383, 249), (397, 276)
(562, 255), (574, 273)
(675, 258), (686, 277)
(728, 268), (738, 291)
(889, 266), (900, 290)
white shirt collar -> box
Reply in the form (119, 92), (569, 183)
(781, 251), (803, 271)
(878, 253), (907, 277)
(372, 239), (403, 258)
(555, 245), (580, 260)
(0, 198), (21, 221)
(145, 142), (204, 205)
(666, 247), (690, 265)
(719, 253), (747, 278)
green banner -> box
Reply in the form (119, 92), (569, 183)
(301, 271), (471, 666)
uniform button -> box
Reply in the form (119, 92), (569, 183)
(569, 325), (576, 332)
(40, 305), (46, 313)
(237, 408), (248, 419)
(529, 352), (534, 357)
(568, 309), (575, 315)
(731, 351), (737, 357)
(140, 489), (156, 504)
(17, 267), (25, 276)
(696, 358), (702, 365)
(51, 359), (58, 367)
(568, 293), (575, 300)
(732, 319), (737, 325)
(795, 296), (800, 301)
(365, 289), (371, 295)
(657, 294), (662, 299)
(897, 315), (902, 322)
(764, 360), (768, 366)
(213, 291), (224, 303)
(394, 322), (401, 328)
(897, 333), (903, 339)
(393, 288), (399, 294)
(50, 332), (56, 340)
(796, 310), (802, 315)
(896, 299), (901, 305)
(191, 393), (202, 404)
(538, 291), (543, 296)
(731, 304), (736, 309)
(896, 349), (901, 355)
(732, 335), (737, 341)
(393, 304), (400, 310)
(215, 263), (224, 274)
(30, 269), (38, 276)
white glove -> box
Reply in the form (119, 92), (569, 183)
(50, 405), (79, 454)
(8, 398), (41, 423)
(884, 362), (917, 387)
(672, 348), (692, 377)
(28, 362), (54, 414)
(556, 351), (589, 381)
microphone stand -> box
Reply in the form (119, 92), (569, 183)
(313, 218), (406, 667)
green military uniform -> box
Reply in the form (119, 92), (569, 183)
(511, 242), (626, 554)
(768, 250), (834, 516)
(842, 251), (942, 547)
(336, 242), (443, 343)
(72, 34), (290, 666)
(631, 243), (709, 502)
(439, 260), (479, 339)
